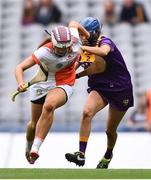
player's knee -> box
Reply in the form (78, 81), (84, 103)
(82, 108), (94, 121)
(27, 121), (36, 130)
(43, 102), (55, 113)
(106, 130), (117, 139)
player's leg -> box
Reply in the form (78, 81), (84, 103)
(65, 90), (107, 166)
(25, 102), (43, 163)
(79, 91), (107, 154)
(96, 105), (126, 169)
(29, 87), (68, 164)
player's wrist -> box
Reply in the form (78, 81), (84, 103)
(81, 46), (86, 51)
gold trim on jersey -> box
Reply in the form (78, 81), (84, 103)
(80, 52), (95, 63)
(80, 35), (102, 63)
(96, 35), (102, 46)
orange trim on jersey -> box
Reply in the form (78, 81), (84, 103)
(80, 136), (88, 142)
(32, 54), (41, 65)
(43, 42), (53, 49)
(55, 62), (76, 86)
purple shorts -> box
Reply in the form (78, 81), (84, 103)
(87, 87), (134, 111)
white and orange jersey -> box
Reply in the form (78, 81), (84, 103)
(30, 27), (80, 101)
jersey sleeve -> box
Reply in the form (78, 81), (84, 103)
(99, 38), (115, 52)
(32, 48), (44, 64)
(32, 43), (52, 64)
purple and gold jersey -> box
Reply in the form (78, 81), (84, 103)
(79, 36), (134, 111)
(80, 36), (133, 92)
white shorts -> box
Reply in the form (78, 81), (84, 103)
(30, 81), (73, 102)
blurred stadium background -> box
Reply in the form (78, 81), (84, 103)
(0, 0), (151, 168)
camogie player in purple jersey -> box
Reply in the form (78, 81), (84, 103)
(65, 17), (134, 168)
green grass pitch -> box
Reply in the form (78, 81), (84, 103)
(0, 169), (151, 179)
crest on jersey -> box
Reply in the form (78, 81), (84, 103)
(123, 99), (129, 106)
(56, 63), (63, 69)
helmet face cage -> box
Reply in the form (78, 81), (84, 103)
(51, 26), (72, 48)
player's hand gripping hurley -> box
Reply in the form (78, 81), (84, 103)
(11, 63), (48, 102)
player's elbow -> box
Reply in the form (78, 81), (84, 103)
(15, 64), (24, 74)
(101, 51), (108, 57)
(15, 65), (21, 72)
(69, 21), (79, 29)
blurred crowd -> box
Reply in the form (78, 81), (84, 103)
(103, 0), (148, 26)
(125, 90), (151, 132)
(22, 0), (62, 26)
(22, 0), (149, 26)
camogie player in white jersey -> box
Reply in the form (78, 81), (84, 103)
(15, 24), (88, 164)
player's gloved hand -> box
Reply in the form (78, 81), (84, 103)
(76, 73), (81, 79)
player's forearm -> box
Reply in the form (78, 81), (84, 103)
(77, 56), (106, 78)
(15, 65), (25, 84)
(15, 56), (35, 84)
(77, 63), (102, 78)
(69, 21), (90, 39)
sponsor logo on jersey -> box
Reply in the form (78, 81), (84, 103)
(36, 89), (43, 96)
(109, 82), (114, 88)
(123, 99), (129, 106)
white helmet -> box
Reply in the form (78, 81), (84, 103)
(51, 26), (72, 48)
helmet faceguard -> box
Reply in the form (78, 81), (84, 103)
(51, 26), (72, 48)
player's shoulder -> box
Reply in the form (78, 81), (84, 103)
(36, 42), (53, 54)
(33, 42), (54, 60)
(100, 36), (112, 42)
(98, 35), (114, 46)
